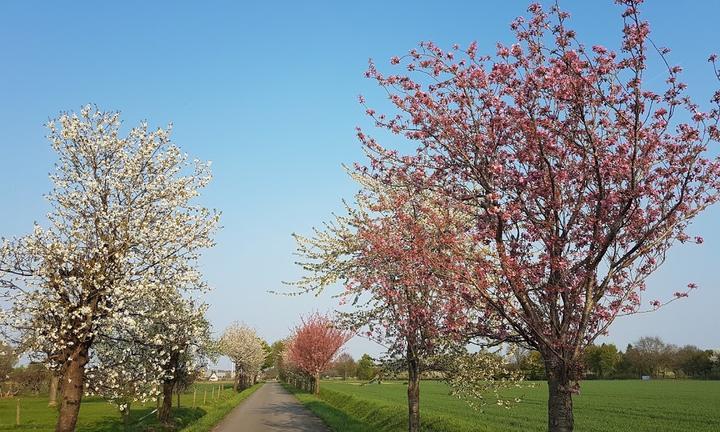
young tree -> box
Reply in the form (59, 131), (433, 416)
(156, 297), (212, 424)
(260, 340), (273, 370)
(219, 323), (266, 391)
(333, 353), (357, 380)
(285, 313), (352, 394)
(266, 340), (286, 372)
(294, 171), (520, 431)
(294, 180), (452, 430)
(584, 344), (619, 378)
(0, 106), (218, 432)
(356, 354), (378, 381)
(356, 1), (720, 430)
(522, 351), (547, 381)
(79, 292), (211, 426)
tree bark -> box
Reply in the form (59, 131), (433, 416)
(121, 404), (131, 431)
(407, 353), (421, 432)
(48, 375), (59, 407)
(158, 381), (174, 424)
(313, 372), (320, 395)
(236, 364), (251, 392)
(546, 362), (574, 432)
(55, 345), (89, 432)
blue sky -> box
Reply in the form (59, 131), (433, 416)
(1, 1), (718, 365)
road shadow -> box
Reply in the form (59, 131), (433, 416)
(282, 387), (371, 432)
(251, 400), (329, 431)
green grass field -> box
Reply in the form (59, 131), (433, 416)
(289, 380), (720, 432)
(0, 381), (259, 431)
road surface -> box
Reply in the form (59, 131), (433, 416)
(212, 381), (330, 431)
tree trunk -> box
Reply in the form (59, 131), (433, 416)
(234, 364), (241, 391)
(158, 381), (174, 424)
(48, 375), (59, 408)
(159, 383), (174, 423)
(407, 353), (421, 432)
(236, 364), (251, 391)
(546, 362), (574, 432)
(121, 404), (131, 431)
(313, 372), (320, 395)
(55, 346), (89, 432)
(177, 390), (181, 408)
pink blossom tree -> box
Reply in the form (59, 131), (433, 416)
(356, 1), (720, 430)
(349, 185), (467, 432)
(294, 173), (471, 432)
(294, 173), (520, 432)
(285, 313), (352, 394)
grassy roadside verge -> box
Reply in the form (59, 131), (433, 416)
(282, 383), (470, 432)
(180, 383), (262, 432)
(0, 382), (258, 431)
(282, 384), (376, 432)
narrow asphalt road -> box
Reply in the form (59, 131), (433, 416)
(212, 382), (330, 431)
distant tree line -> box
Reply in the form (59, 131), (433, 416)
(311, 337), (720, 384)
(0, 344), (56, 397)
(323, 353), (379, 381)
(511, 337), (720, 380)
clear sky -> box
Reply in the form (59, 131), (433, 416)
(0, 1), (718, 366)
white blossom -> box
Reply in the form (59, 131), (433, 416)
(219, 323), (265, 389)
(0, 105), (218, 416)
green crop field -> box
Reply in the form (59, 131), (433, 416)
(0, 381), (258, 431)
(289, 380), (720, 432)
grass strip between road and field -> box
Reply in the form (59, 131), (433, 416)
(282, 383), (473, 432)
(180, 383), (262, 432)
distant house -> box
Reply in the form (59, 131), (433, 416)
(204, 368), (234, 381)
(218, 370), (233, 380)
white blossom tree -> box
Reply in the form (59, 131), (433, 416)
(87, 330), (164, 427)
(155, 296), (212, 424)
(219, 323), (266, 391)
(0, 106), (218, 432)
(85, 292), (212, 426)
